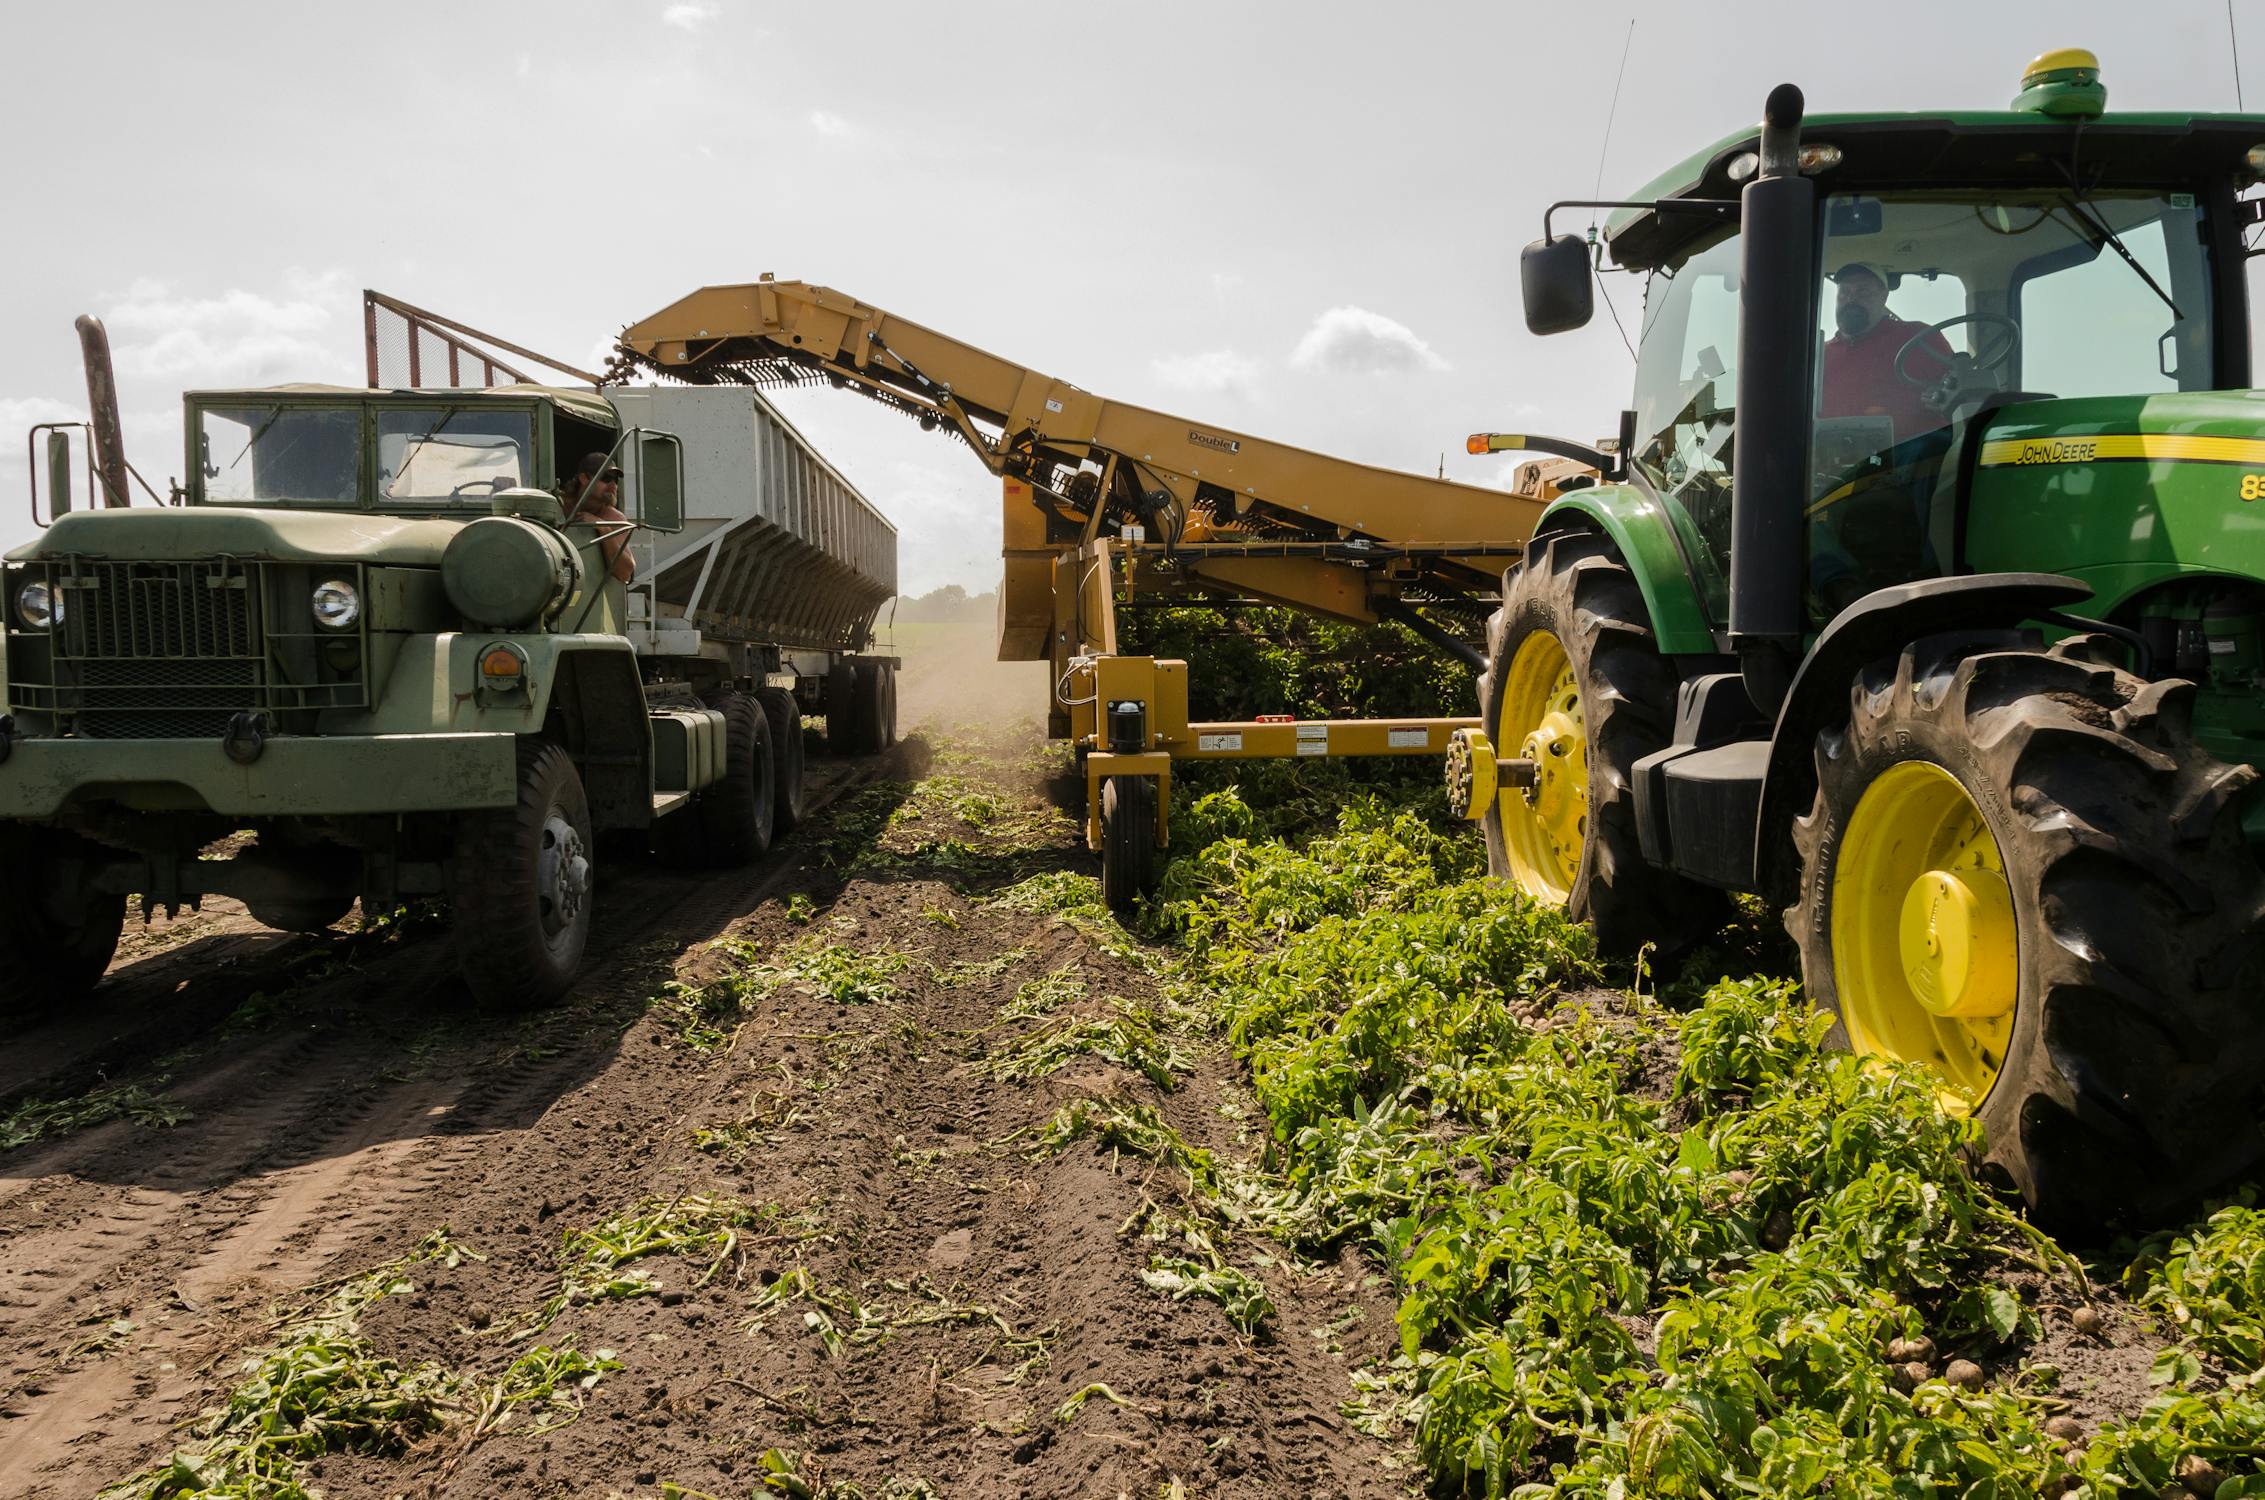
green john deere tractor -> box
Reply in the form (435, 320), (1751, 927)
(1447, 49), (2265, 1227)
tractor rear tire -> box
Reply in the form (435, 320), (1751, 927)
(700, 690), (777, 866)
(450, 741), (594, 1012)
(1479, 528), (1726, 955)
(0, 825), (125, 1019)
(759, 687), (806, 835)
(1100, 775), (1157, 915)
(827, 659), (861, 755)
(1790, 632), (2265, 1228)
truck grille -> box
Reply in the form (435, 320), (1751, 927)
(4, 557), (368, 738)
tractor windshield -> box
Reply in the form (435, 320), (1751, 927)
(1629, 187), (2216, 624)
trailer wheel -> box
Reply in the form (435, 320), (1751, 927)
(826, 659), (861, 755)
(880, 662), (899, 748)
(852, 657), (890, 756)
(758, 687), (806, 835)
(1100, 774), (1157, 914)
(450, 741), (593, 1011)
(1479, 528), (1725, 954)
(0, 825), (125, 1018)
(1790, 632), (2265, 1227)
(700, 689), (777, 865)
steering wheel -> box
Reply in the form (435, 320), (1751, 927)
(1894, 313), (2021, 413)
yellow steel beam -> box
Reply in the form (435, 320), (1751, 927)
(1167, 717), (1479, 759)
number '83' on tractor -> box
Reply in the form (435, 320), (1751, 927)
(1446, 51), (2265, 1227)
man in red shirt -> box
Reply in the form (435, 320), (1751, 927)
(1819, 263), (1954, 442)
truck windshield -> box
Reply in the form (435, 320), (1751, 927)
(376, 407), (533, 504)
(199, 405), (361, 505)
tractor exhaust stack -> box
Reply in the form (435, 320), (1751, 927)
(1727, 83), (1816, 715)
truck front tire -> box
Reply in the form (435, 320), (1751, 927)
(449, 741), (594, 1012)
(0, 825), (125, 1019)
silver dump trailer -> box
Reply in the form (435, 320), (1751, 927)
(606, 385), (902, 758)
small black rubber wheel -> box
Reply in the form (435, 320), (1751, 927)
(758, 687), (806, 836)
(1790, 632), (2265, 1228)
(450, 740), (594, 1012)
(1479, 528), (1726, 955)
(700, 690), (777, 866)
(826, 659), (861, 755)
(1100, 775), (1157, 914)
(852, 657), (889, 756)
(0, 825), (125, 1019)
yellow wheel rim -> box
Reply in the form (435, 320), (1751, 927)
(1495, 631), (1588, 905)
(1831, 760), (2020, 1112)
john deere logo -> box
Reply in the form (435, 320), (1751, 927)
(2008, 438), (2098, 465)
(1188, 428), (1240, 455)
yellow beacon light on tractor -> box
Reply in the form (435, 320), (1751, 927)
(2012, 47), (2106, 117)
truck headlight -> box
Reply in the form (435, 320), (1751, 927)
(15, 580), (60, 629)
(311, 578), (361, 629)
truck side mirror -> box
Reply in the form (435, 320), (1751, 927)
(1521, 235), (1595, 336)
(639, 433), (684, 533)
(46, 429), (73, 518)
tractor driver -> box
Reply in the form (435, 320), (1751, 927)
(1819, 262), (1955, 442)
(562, 451), (637, 583)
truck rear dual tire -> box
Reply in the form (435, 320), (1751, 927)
(659, 690), (778, 868)
(0, 825), (126, 1020)
(450, 741), (594, 1012)
(1478, 529), (1726, 955)
(758, 687), (805, 835)
(1790, 632), (2265, 1228)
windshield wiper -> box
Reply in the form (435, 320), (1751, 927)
(2054, 183), (2184, 322)
(389, 406), (464, 488)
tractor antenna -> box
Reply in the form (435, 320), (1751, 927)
(1589, 19), (1638, 228)
(2233, 0), (2247, 109)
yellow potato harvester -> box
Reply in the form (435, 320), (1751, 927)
(616, 279), (1566, 904)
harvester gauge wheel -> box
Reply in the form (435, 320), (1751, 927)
(1792, 632), (2265, 1227)
(1100, 774), (1158, 915)
(1478, 529), (1724, 955)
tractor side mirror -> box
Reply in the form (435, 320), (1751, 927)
(1520, 235), (1595, 336)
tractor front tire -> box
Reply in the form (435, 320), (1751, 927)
(1790, 632), (2265, 1228)
(1479, 528), (1725, 954)
(1100, 775), (1157, 915)
(450, 741), (594, 1012)
(0, 825), (125, 1020)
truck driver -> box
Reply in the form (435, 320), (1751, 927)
(561, 451), (637, 583)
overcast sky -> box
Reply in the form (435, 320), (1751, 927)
(2, 1), (2257, 594)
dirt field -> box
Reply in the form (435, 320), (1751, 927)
(0, 631), (1408, 1498)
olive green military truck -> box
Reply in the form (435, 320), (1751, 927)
(1, 329), (898, 1012)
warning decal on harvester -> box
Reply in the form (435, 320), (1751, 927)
(1296, 724), (1328, 757)
(1388, 727), (1428, 748)
(1197, 732), (1243, 752)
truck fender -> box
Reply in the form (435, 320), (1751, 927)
(1534, 489), (1717, 656)
(1751, 571), (2093, 902)
(530, 642), (652, 833)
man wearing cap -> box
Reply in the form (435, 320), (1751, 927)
(1819, 263), (1955, 441)
(562, 451), (636, 583)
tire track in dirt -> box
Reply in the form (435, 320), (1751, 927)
(0, 750), (902, 1496)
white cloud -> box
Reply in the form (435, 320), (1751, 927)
(1289, 305), (1449, 375)
(514, 52), (532, 79)
(661, 2), (719, 31)
(0, 396), (80, 429)
(104, 268), (356, 385)
(807, 110), (853, 139)
(1148, 348), (1261, 396)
